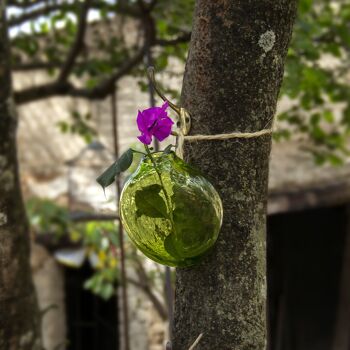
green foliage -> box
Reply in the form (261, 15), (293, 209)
(25, 198), (119, 299)
(9, 0), (350, 165)
(25, 197), (165, 301)
(26, 198), (69, 236)
(74, 221), (119, 300)
(84, 271), (115, 300)
(96, 148), (134, 190)
(57, 110), (96, 144)
(278, 0), (350, 164)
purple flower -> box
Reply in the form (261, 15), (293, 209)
(137, 102), (174, 145)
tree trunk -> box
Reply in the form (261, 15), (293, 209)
(0, 3), (41, 349)
(173, 1), (297, 349)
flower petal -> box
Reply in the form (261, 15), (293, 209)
(153, 117), (174, 141)
(136, 111), (147, 133)
(137, 133), (152, 145)
(161, 101), (169, 111)
(137, 110), (157, 133)
(136, 103), (172, 144)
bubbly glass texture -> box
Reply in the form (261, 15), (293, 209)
(120, 152), (223, 267)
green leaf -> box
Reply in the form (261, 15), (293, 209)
(342, 106), (350, 126)
(96, 162), (119, 190)
(327, 154), (343, 166)
(323, 110), (334, 123)
(299, 0), (313, 14)
(96, 149), (134, 190)
(118, 148), (134, 172)
(100, 283), (114, 300)
(135, 184), (168, 219)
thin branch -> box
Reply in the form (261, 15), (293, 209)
(188, 334), (204, 350)
(75, 46), (147, 98)
(147, 0), (158, 13)
(127, 277), (168, 321)
(14, 46), (146, 103)
(35, 232), (81, 251)
(12, 0), (189, 102)
(12, 31), (190, 72)
(155, 32), (191, 46)
(8, 0), (48, 8)
(14, 80), (73, 103)
(129, 252), (169, 321)
(136, 0), (147, 12)
(12, 61), (62, 71)
(9, 3), (66, 26)
(137, 0), (156, 45)
(69, 212), (119, 222)
(58, 0), (91, 82)
(8, 0), (142, 27)
(164, 334), (204, 350)
(136, 0), (157, 13)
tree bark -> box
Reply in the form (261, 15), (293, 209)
(173, 1), (297, 349)
(0, 2), (41, 349)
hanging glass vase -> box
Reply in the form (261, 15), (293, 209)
(119, 151), (223, 267)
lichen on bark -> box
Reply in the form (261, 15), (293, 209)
(172, 1), (297, 349)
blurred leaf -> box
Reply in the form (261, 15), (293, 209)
(96, 148), (134, 190)
(278, 0), (350, 165)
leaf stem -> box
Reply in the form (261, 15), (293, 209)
(144, 145), (180, 259)
(144, 145), (173, 218)
(131, 149), (146, 155)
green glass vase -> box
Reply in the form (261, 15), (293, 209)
(119, 151), (223, 267)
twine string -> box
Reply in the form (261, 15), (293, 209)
(176, 127), (273, 159)
(147, 67), (274, 159)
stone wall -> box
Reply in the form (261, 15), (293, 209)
(31, 243), (67, 350)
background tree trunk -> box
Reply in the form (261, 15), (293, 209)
(0, 3), (41, 349)
(173, 1), (297, 349)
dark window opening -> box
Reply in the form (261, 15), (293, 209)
(64, 263), (119, 350)
(267, 205), (347, 350)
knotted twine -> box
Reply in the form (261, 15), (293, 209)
(176, 127), (273, 159)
